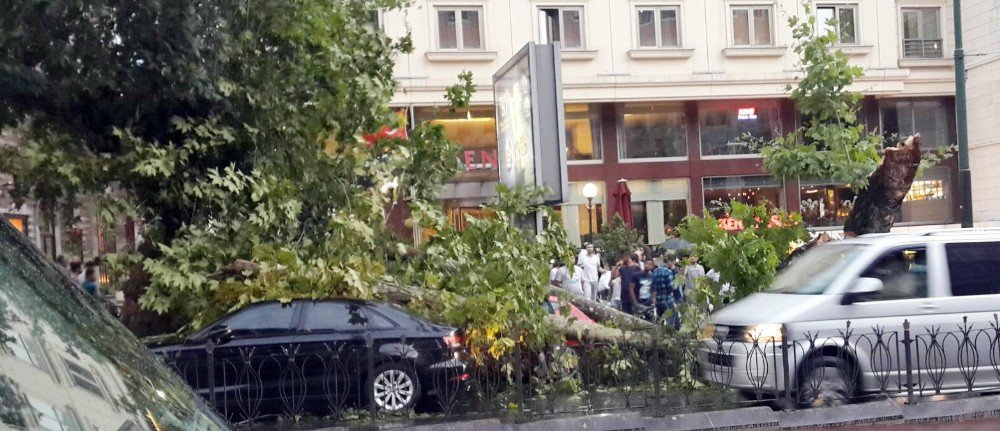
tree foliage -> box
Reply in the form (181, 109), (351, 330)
(678, 203), (809, 299)
(592, 215), (644, 266)
(756, 1), (951, 190)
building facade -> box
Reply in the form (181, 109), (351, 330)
(962, 0), (1000, 226)
(386, 0), (959, 245)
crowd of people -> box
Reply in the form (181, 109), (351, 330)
(54, 255), (103, 296)
(550, 243), (706, 328)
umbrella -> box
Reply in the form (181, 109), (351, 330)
(611, 179), (633, 229)
(661, 237), (694, 252)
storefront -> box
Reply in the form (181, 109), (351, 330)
(702, 176), (783, 219)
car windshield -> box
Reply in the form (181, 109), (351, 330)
(0, 222), (228, 430)
(770, 243), (868, 294)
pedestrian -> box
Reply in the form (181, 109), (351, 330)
(609, 263), (622, 309)
(578, 243), (602, 301)
(639, 258), (655, 306)
(684, 256), (706, 292)
(566, 260), (586, 298)
(618, 253), (642, 315)
(666, 258), (684, 304)
(650, 258), (678, 328)
(551, 259), (570, 288)
(81, 267), (100, 296)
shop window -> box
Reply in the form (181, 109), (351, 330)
(817, 5), (858, 44)
(731, 5), (773, 47)
(539, 7), (585, 49)
(799, 181), (856, 227)
(414, 106), (498, 177)
(662, 200), (688, 236)
(436, 7), (484, 50)
(446, 206), (496, 231)
(637, 6), (680, 48)
(631, 203), (649, 244)
(566, 104), (603, 161)
(901, 8), (942, 58)
(699, 102), (781, 156)
(703, 176), (782, 219)
(879, 98), (952, 150)
(898, 166), (953, 224)
(618, 102), (687, 159)
(2, 214), (27, 234)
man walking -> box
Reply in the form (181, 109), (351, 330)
(578, 243), (602, 301)
(652, 258), (683, 328)
(684, 256), (706, 293)
(618, 253), (642, 315)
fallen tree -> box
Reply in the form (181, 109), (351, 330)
(843, 134), (923, 236)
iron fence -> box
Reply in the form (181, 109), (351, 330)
(157, 314), (1000, 428)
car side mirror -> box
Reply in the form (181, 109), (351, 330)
(204, 325), (234, 345)
(842, 277), (884, 305)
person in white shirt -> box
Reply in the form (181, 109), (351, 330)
(578, 243), (602, 301)
(566, 262), (586, 298)
(684, 256), (706, 292)
(597, 268), (612, 302)
(609, 265), (622, 309)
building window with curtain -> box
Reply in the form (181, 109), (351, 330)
(538, 6), (585, 49)
(703, 176), (782, 219)
(816, 4), (858, 44)
(436, 7), (484, 50)
(636, 6), (680, 48)
(565, 104), (603, 161)
(901, 8), (942, 58)
(730, 5), (774, 47)
(618, 102), (687, 159)
(879, 98), (953, 149)
(699, 101), (781, 157)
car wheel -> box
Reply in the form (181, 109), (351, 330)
(798, 357), (854, 407)
(367, 363), (421, 412)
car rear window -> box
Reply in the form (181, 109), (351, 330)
(946, 242), (1000, 296)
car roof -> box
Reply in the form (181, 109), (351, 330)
(834, 227), (1000, 248)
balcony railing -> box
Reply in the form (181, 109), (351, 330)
(903, 39), (943, 59)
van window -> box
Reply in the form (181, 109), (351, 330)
(859, 247), (928, 301)
(945, 242), (1000, 296)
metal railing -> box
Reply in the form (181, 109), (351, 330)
(903, 39), (944, 58)
(156, 314), (1000, 428)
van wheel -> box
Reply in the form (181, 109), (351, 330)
(367, 363), (421, 412)
(798, 357), (853, 407)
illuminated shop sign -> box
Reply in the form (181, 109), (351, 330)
(718, 214), (784, 231)
(737, 107), (758, 120)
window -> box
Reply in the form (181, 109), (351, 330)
(901, 8), (942, 58)
(367, 10), (383, 30)
(65, 360), (104, 397)
(662, 200), (688, 234)
(860, 247), (928, 301)
(538, 7), (584, 49)
(436, 7), (483, 50)
(731, 6), (773, 46)
(637, 7), (680, 48)
(817, 5), (857, 44)
(27, 398), (84, 431)
(631, 203), (649, 244)
(879, 98), (952, 149)
(699, 102), (781, 156)
(578, 203), (604, 242)
(302, 303), (370, 331)
(414, 106), (498, 179)
(618, 102), (687, 159)
(946, 242), (1000, 296)
(224, 303), (296, 333)
(799, 181), (856, 227)
(565, 104), (602, 161)
(703, 176), (782, 219)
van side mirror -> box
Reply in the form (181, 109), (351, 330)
(842, 277), (884, 305)
(203, 325), (234, 345)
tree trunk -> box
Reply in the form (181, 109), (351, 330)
(547, 286), (653, 330)
(843, 134), (923, 237)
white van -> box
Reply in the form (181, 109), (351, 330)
(697, 229), (1000, 406)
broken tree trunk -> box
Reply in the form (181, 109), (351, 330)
(547, 286), (654, 330)
(843, 134), (923, 237)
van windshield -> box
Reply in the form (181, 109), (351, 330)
(770, 243), (867, 294)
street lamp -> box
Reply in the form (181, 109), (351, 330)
(582, 182), (598, 242)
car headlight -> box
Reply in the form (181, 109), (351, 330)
(742, 323), (784, 343)
(699, 323), (717, 341)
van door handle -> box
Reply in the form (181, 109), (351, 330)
(920, 303), (940, 311)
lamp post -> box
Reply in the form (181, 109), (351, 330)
(582, 182), (598, 242)
(953, 0), (973, 228)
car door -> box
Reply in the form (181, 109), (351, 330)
(837, 244), (946, 395)
(293, 301), (371, 414)
(204, 302), (301, 420)
(931, 240), (1000, 393)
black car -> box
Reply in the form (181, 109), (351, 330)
(149, 300), (466, 421)
(0, 221), (229, 430)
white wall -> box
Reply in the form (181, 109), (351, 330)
(386, 0), (957, 107)
(963, 0), (1000, 225)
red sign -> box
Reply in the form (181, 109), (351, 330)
(458, 149), (499, 172)
(718, 214), (784, 231)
